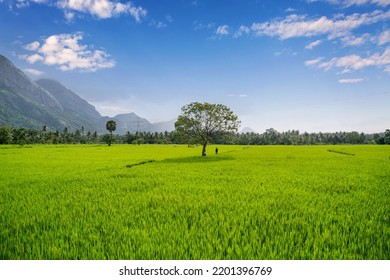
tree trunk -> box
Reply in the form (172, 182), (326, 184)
(202, 142), (207, 156)
(108, 131), (112, 146)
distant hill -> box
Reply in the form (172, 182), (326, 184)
(36, 79), (104, 132)
(0, 55), (62, 111)
(0, 54), (175, 133)
(105, 113), (152, 134)
(240, 127), (256, 133)
(151, 119), (176, 133)
(36, 79), (102, 122)
(0, 55), (69, 130)
(103, 114), (175, 134)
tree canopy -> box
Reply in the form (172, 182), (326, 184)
(106, 120), (117, 146)
(175, 102), (240, 156)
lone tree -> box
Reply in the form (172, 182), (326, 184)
(175, 102), (240, 156)
(106, 120), (117, 146)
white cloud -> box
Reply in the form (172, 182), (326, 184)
(193, 20), (215, 31)
(24, 68), (44, 76)
(274, 48), (298, 57)
(305, 39), (322, 49)
(57, 0), (147, 21)
(228, 94), (248, 98)
(306, 47), (390, 73)
(22, 53), (44, 63)
(16, 0), (30, 8)
(155, 22), (167, 28)
(304, 57), (324, 66)
(307, 0), (390, 7)
(24, 41), (40, 51)
(149, 20), (167, 29)
(374, 0), (390, 5)
(21, 33), (116, 72)
(338, 78), (364, 83)
(285, 7), (297, 13)
(378, 30), (390, 45)
(341, 33), (371, 46)
(13, 0), (147, 21)
(215, 25), (230, 36)
(64, 10), (75, 22)
(250, 10), (390, 40)
(233, 25), (251, 38)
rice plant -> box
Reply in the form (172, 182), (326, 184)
(0, 144), (389, 259)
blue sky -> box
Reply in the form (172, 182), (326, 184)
(1, 0), (389, 132)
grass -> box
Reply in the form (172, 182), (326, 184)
(327, 149), (355, 156)
(0, 144), (389, 260)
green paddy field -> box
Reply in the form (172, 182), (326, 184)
(0, 144), (389, 259)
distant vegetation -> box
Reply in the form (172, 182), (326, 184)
(0, 125), (389, 146)
(105, 120), (117, 146)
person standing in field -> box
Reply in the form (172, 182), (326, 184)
(215, 147), (218, 155)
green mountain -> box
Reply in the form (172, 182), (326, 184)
(36, 79), (104, 132)
(0, 55), (105, 132)
(0, 54), (175, 133)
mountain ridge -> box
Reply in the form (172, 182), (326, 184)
(0, 54), (175, 133)
(0, 55), (63, 111)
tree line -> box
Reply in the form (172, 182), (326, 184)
(0, 125), (389, 145)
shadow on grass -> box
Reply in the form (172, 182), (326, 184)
(123, 155), (234, 169)
(327, 149), (355, 156)
(126, 160), (156, 168)
(162, 155), (234, 164)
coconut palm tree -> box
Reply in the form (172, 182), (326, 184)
(106, 120), (117, 146)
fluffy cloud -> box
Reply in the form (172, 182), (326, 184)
(24, 41), (40, 51)
(57, 0), (147, 20)
(23, 68), (45, 76)
(338, 78), (364, 83)
(250, 10), (390, 40)
(21, 33), (116, 72)
(304, 57), (324, 66)
(305, 40), (322, 49)
(305, 47), (390, 73)
(341, 34), (371, 46)
(13, 0), (147, 21)
(233, 25), (251, 38)
(215, 25), (230, 36)
(16, 0), (31, 8)
(378, 30), (390, 45)
(307, 0), (390, 7)
(24, 53), (44, 64)
(64, 10), (75, 22)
